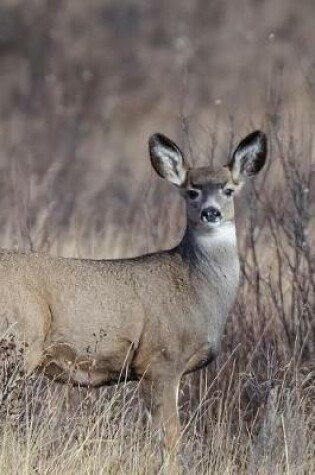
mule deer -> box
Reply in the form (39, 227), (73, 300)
(0, 130), (267, 457)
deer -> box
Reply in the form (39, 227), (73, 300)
(0, 130), (267, 462)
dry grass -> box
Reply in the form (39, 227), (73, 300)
(0, 337), (313, 474)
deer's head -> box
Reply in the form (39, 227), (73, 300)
(149, 131), (267, 231)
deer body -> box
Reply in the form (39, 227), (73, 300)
(0, 130), (267, 460)
(0, 223), (238, 384)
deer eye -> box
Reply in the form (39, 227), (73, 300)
(186, 189), (200, 200)
(223, 188), (234, 197)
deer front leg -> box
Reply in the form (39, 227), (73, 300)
(141, 375), (181, 471)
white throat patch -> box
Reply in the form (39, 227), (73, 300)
(194, 223), (237, 249)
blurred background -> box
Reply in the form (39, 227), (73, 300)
(0, 0), (314, 257)
(0, 3), (314, 472)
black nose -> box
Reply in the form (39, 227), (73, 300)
(201, 206), (222, 223)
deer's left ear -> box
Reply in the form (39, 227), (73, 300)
(228, 131), (267, 183)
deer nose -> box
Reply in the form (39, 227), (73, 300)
(201, 206), (222, 223)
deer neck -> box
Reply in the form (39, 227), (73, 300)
(177, 221), (240, 332)
(178, 221), (239, 278)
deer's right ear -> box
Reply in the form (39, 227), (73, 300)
(149, 133), (187, 187)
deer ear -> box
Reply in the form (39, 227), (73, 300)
(228, 131), (267, 183)
(149, 133), (187, 187)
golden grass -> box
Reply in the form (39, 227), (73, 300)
(0, 349), (314, 474)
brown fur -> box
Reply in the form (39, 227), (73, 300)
(187, 166), (231, 186)
(0, 130), (266, 465)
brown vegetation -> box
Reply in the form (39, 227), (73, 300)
(0, 1), (314, 473)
